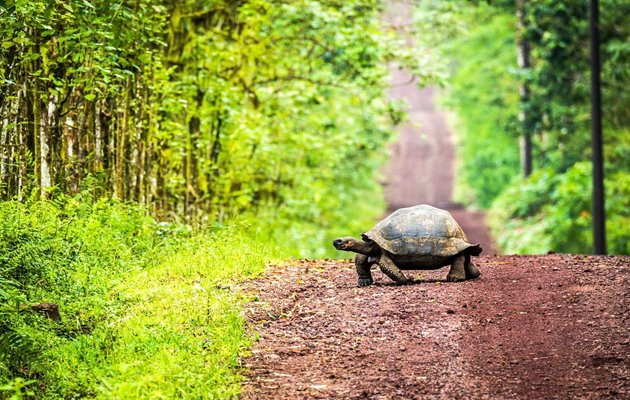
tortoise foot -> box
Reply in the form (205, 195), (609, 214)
(465, 262), (481, 279)
(358, 278), (373, 287)
(446, 273), (466, 282)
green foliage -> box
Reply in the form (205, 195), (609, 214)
(0, 0), (430, 248)
(417, 1), (630, 254)
(490, 162), (630, 254)
(606, 169), (630, 254)
(523, 0), (630, 170)
(0, 195), (281, 398)
(0, 0), (428, 260)
(0, 378), (37, 400)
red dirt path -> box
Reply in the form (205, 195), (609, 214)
(242, 256), (630, 399)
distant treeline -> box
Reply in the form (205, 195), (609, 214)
(0, 0), (428, 226)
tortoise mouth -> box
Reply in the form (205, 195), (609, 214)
(332, 239), (346, 250)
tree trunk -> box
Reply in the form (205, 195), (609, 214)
(64, 115), (77, 193)
(39, 94), (58, 197)
(94, 101), (103, 171)
(0, 97), (8, 198)
(516, 0), (533, 177)
(21, 84), (34, 201)
(114, 84), (130, 200)
(76, 103), (88, 190)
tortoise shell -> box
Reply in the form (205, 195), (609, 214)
(364, 205), (481, 258)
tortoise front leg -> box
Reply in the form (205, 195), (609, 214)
(446, 254), (466, 282)
(355, 254), (375, 286)
(377, 254), (409, 285)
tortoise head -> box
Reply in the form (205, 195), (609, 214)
(332, 237), (358, 251)
(333, 235), (379, 256)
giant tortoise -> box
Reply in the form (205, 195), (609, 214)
(333, 204), (482, 286)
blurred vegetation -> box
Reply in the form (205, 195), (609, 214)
(491, 163), (630, 254)
(415, 0), (630, 254)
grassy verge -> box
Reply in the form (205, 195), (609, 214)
(0, 195), (281, 399)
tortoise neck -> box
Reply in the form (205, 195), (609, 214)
(352, 240), (380, 256)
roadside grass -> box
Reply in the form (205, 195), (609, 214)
(0, 172), (386, 398)
(0, 196), (281, 399)
(46, 233), (278, 399)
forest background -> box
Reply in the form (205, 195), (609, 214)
(0, 0), (629, 398)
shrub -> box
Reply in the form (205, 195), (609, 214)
(490, 162), (630, 254)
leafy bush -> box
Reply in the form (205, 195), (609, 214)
(490, 162), (630, 254)
(605, 170), (630, 255)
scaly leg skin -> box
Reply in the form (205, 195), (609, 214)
(464, 255), (481, 279)
(377, 254), (409, 285)
(355, 254), (375, 286)
(447, 254), (467, 282)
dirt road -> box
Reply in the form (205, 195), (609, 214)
(243, 256), (630, 399)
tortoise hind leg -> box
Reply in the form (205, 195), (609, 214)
(355, 254), (375, 286)
(464, 255), (480, 279)
(377, 254), (409, 285)
(446, 255), (466, 282)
